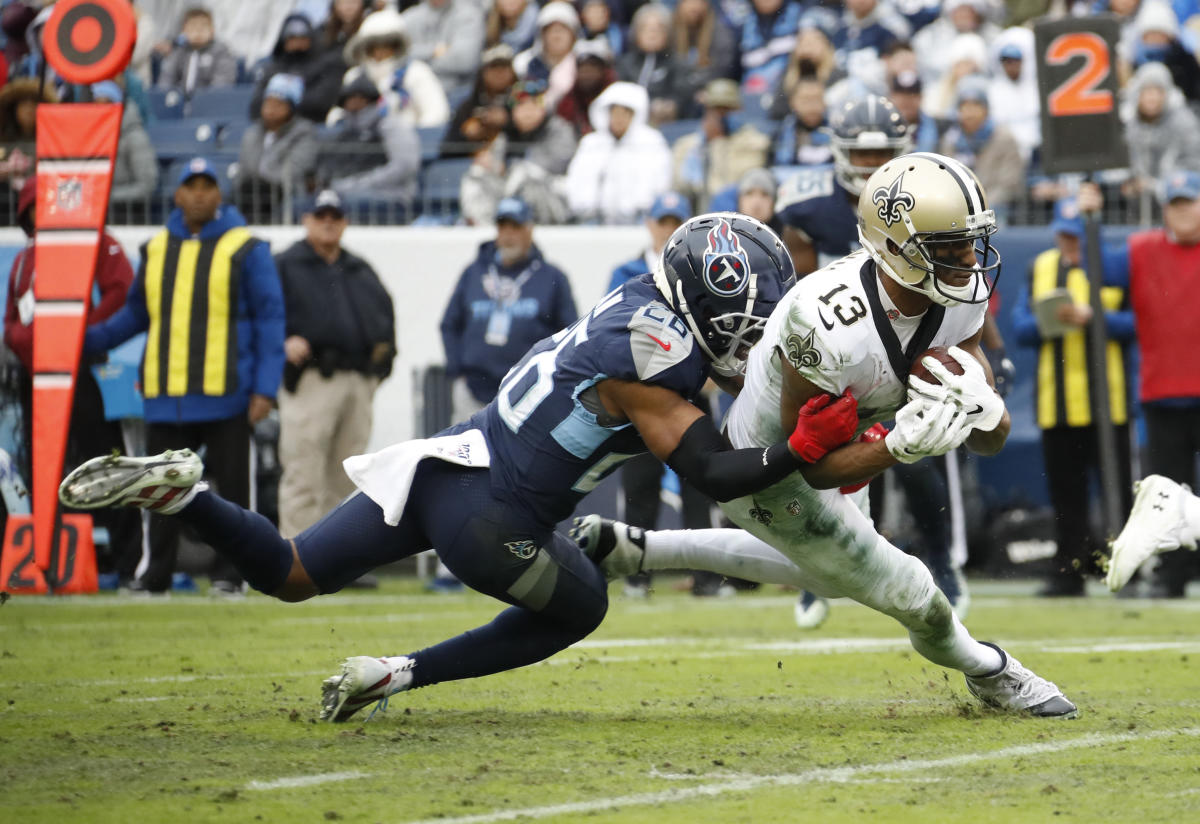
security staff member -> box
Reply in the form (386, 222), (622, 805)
(1012, 188), (1135, 597)
(85, 157), (286, 596)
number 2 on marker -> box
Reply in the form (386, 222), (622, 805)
(1046, 32), (1113, 117)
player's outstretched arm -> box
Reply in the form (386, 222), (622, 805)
(598, 379), (855, 502)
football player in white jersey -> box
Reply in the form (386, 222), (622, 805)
(575, 153), (1079, 717)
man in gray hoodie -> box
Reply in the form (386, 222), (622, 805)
(402, 0), (485, 93)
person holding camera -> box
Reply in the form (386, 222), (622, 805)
(276, 190), (396, 538)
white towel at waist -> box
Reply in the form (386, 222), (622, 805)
(342, 429), (491, 526)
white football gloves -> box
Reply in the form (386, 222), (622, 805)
(907, 346), (1005, 433)
(884, 394), (974, 464)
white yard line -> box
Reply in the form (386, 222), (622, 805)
(246, 771), (373, 791)
(398, 727), (1200, 824)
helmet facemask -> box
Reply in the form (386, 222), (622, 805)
(670, 279), (766, 377)
(892, 214), (1002, 306)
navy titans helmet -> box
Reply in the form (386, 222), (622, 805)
(654, 213), (796, 377)
(829, 93), (913, 197)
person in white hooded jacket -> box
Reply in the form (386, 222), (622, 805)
(327, 8), (450, 129)
(987, 26), (1041, 165)
(564, 81), (672, 224)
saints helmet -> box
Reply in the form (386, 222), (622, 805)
(654, 213), (795, 377)
(857, 152), (1001, 306)
(829, 94), (913, 197)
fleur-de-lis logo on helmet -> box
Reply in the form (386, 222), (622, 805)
(872, 172), (916, 228)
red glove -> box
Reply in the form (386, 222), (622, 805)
(839, 423), (889, 494)
(788, 390), (858, 463)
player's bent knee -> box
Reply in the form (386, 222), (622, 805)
(270, 545), (320, 602)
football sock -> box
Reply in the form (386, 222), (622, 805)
(383, 657), (415, 692)
(908, 609), (1003, 677)
(642, 528), (810, 587)
(175, 489), (294, 593)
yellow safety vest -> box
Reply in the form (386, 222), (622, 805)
(1031, 248), (1128, 429)
(140, 227), (256, 398)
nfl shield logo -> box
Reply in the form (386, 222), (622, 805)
(55, 178), (84, 213)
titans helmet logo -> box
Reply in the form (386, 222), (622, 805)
(703, 219), (752, 297)
(872, 172), (916, 228)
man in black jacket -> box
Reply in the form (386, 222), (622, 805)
(275, 190), (396, 537)
(249, 13), (344, 124)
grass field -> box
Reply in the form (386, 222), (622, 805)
(2, 578), (1198, 823)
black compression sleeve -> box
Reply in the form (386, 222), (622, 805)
(665, 416), (802, 502)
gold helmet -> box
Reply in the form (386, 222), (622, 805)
(857, 152), (1000, 306)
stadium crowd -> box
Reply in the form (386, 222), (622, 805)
(3, 0), (1200, 225)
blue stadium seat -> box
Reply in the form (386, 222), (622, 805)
(148, 88), (185, 120)
(658, 118), (699, 147)
(189, 85), (256, 119)
(418, 124), (448, 162)
(419, 156), (473, 220)
(215, 120), (250, 150)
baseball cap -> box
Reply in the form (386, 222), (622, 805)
(1051, 197), (1084, 238)
(481, 43), (515, 65)
(890, 69), (922, 94)
(91, 80), (123, 103)
(704, 78), (742, 110)
(495, 197), (533, 224)
(998, 43), (1023, 61)
(649, 191), (690, 222)
(537, 2), (580, 33)
(1163, 170), (1200, 202)
(177, 156), (219, 186)
(574, 39), (613, 65)
(955, 75), (990, 107)
(281, 16), (313, 40)
(305, 189), (346, 217)
(265, 73), (304, 108)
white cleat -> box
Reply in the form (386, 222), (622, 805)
(793, 590), (830, 629)
(319, 655), (415, 723)
(570, 515), (646, 580)
(965, 642), (1078, 718)
(1106, 475), (1197, 593)
(58, 449), (204, 514)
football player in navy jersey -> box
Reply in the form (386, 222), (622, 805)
(60, 214), (862, 722)
(776, 94), (912, 277)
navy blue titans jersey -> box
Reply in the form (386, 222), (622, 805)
(775, 165), (859, 269)
(464, 275), (709, 528)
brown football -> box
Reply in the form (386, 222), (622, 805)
(908, 346), (965, 386)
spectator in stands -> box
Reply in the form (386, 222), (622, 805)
(1123, 61), (1200, 198)
(402, 0), (485, 94)
(670, 0), (738, 119)
(4, 176), (144, 590)
(338, 7), (450, 127)
(486, 0), (540, 54)
(767, 17), (844, 119)
(128, 0), (159, 89)
(939, 76), (1025, 214)
(320, 0), (370, 56)
(320, 74), (419, 209)
(926, 32), (988, 120)
(913, 0), (999, 98)
(832, 0), (910, 84)
(1125, 170), (1200, 597)
(740, 0), (803, 100)
(237, 74), (318, 223)
(888, 70), (940, 153)
(565, 80), (671, 223)
(556, 39), (616, 137)
(440, 195), (577, 422)
(442, 43), (518, 158)
(275, 189), (395, 538)
(92, 81), (158, 218)
(0, 77), (52, 223)
(155, 6), (238, 97)
(771, 76), (832, 167)
(988, 28), (1041, 166)
(84, 157), (285, 596)
(671, 79), (771, 213)
(578, 0), (625, 56)
(515, 1), (579, 109)
(735, 167), (780, 231)
(1, 1), (37, 71)
(1130, 1), (1200, 101)
(617, 3), (685, 125)
(251, 13), (345, 124)
(1011, 188), (1134, 597)
(460, 78), (577, 225)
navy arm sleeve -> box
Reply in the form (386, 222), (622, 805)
(666, 415), (800, 503)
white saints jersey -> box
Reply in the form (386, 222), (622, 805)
(726, 250), (987, 449)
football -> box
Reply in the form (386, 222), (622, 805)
(908, 346), (965, 386)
